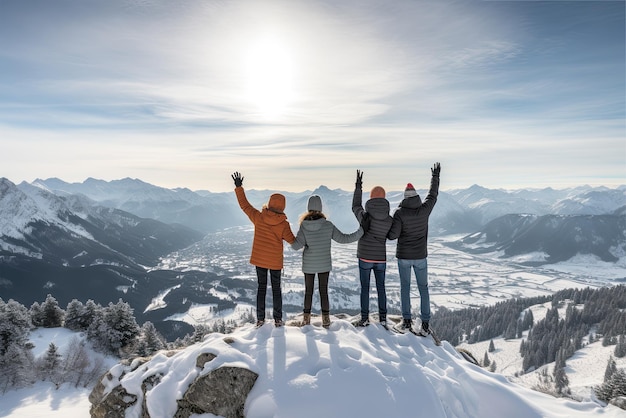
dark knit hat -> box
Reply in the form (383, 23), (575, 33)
(404, 183), (418, 198)
(307, 195), (323, 212)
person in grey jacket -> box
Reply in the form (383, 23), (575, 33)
(352, 170), (394, 328)
(388, 162), (440, 335)
(292, 195), (363, 328)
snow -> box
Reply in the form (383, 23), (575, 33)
(4, 323), (624, 418)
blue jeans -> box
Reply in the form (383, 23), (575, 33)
(398, 258), (430, 322)
(359, 259), (387, 320)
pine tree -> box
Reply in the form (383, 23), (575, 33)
(604, 357), (617, 382)
(0, 299), (32, 355)
(615, 335), (626, 358)
(0, 342), (34, 393)
(483, 351), (491, 367)
(41, 294), (65, 328)
(40, 342), (62, 383)
(29, 302), (44, 327)
(136, 321), (166, 356)
(553, 351), (570, 396)
(64, 299), (85, 331)
(489, 339), (496, 353)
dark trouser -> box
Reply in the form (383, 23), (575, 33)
(303, 272), (330, 315)
(256, 266), (282, 321)
(358, 259), (387, 320)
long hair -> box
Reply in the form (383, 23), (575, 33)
(299, 210), (326, 224)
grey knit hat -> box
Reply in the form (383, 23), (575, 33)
(307, 195), (323, 212)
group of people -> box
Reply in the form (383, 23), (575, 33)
(231, 162), (440, 335)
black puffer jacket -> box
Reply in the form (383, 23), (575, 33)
(352, 185), (393, 261)
(388, 175), (439, 260)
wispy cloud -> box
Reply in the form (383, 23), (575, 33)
(0, 0), (623, 191)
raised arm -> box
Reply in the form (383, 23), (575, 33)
(352, 170), (366, 223)
(422, 163), (440, 214)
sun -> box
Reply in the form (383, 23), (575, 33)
(243, 37), (295, 119)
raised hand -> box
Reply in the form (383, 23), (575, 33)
(431, 163), (441, 177)
(231, 172), (244, 187)
(356, 170), (363, 187)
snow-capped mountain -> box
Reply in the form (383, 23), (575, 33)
(0, 178), (203, 267)
(33, 177), (253, 233)
(452, 212), (626, 265)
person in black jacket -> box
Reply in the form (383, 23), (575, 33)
(352, 170), (394, 328)
(388, 163), (440, 334)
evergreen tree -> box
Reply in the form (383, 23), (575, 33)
(489, 339), (496, 353)
(89, 299), (140, 354)
(604, 357), (617, 382)
(29, 302), (44, 327)
(553, 350), (570, 396)
(489, 360), (497, 373)
(0, 342), (34, 393)
(64, 299), (85, 331)
(615, 335), (626, 358)
(40, 342), (62, 383)
(0, 299), (32, 355)
(41, 294), (65, 328)
(483, 351), (491, 367)
(136, 321), (166, 356)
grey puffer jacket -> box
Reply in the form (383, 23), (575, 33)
(292, 218), (363, 274)
(388, 175), (439, 260)
(352, 185), (393, 261)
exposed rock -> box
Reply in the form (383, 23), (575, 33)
(90, 352), (258, 418)
(175, 366), (258, 418)
(89, 375), (138, 418)
(195, 352), (216, 369)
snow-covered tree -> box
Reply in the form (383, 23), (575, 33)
(0, 299), (32, 355)
(88, 299), (139, 354)
(41, 294), (65, 328)
(135, 321), (166, 357)
(29, 302), (44, 327)
(64, 299), (85, 331)
(39, 342), (62, 384)
(0, 342), (34, 393)
(488, 339), (496, 353)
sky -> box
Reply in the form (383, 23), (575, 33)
(3, 322), (625, 418)
(0, 0), (624, 193)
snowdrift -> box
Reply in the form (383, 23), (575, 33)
(100, 317), (621, 418)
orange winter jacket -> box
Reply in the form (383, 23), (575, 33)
(235, 187), (296, 270)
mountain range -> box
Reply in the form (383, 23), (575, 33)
(1, 176), (624, 339)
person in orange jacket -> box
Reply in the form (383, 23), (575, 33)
(232, 171), (296, 327)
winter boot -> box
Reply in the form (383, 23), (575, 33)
(301, 313), (311, 326)
(393, 318), (413, 334)
(322, 313), (331, 329)
(421, 321), (429, 333)
(354, 317), (370, 327)
(274, 319), (284, 327)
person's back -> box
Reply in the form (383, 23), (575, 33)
(388, 163), (440, 335)
(352, 170), (394, 328)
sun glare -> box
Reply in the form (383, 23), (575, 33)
(243, 37), (295, 119)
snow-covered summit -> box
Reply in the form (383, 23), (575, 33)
(105, 318), (621, 418)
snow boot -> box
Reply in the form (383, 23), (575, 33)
(354, 317), (370, 327)
(301, 313), (311, 326)
(322, 313), (331, 329)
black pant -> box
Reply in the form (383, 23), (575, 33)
(303, 272), (330, 315)
(256, 266), (282, 321)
